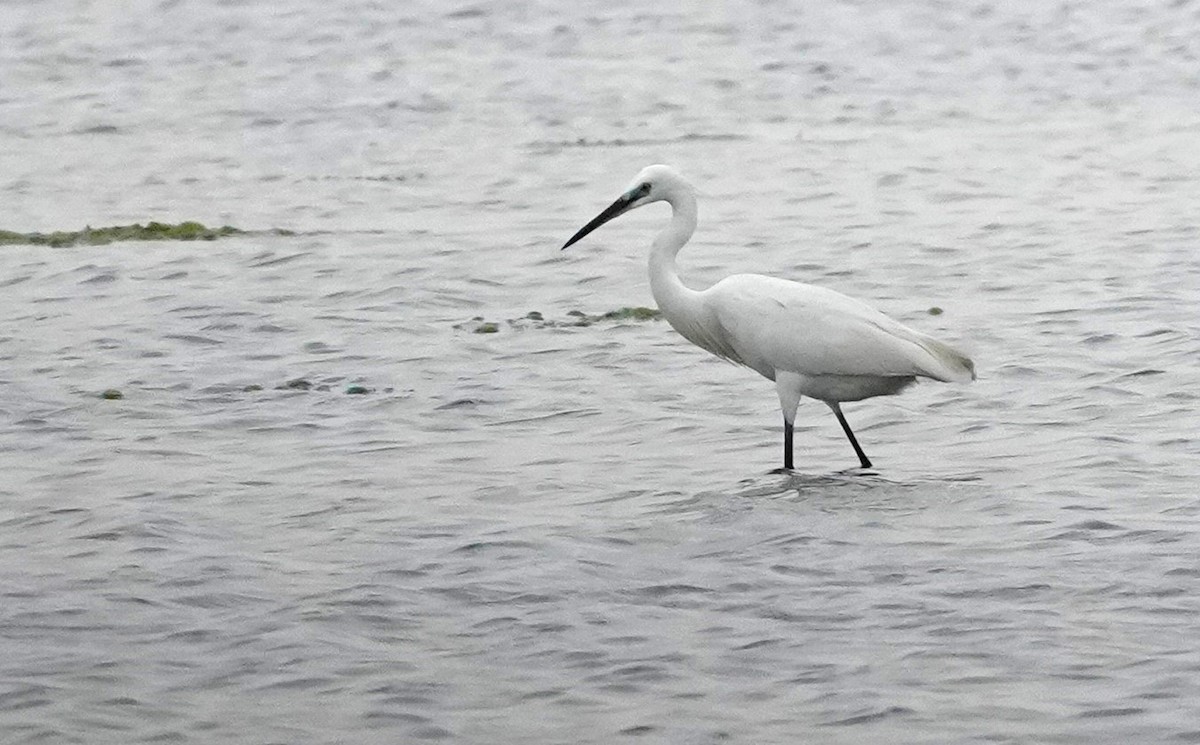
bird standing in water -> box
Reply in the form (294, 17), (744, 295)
(562, 165), (974, 470)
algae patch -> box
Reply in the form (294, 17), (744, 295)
(598, 306), (660, 322)
(0, 221), (245, 247)
(265, 378), (385, 394)
(456, 307), (662, 333)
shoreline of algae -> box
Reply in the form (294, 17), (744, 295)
(0, 221), (279, 248)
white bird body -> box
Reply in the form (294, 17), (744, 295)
(563, 164), (974, 469)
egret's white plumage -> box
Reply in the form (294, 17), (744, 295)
(563, 164), (975, 469)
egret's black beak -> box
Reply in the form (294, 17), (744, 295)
(561, 194), (636, 250)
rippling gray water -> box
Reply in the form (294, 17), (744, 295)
(2, 1), (1199, 742)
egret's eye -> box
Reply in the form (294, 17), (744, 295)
(630, 182), (651, 200)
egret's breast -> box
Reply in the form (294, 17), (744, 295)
(662, 309), (749, 370)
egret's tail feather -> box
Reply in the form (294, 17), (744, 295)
(915, 335), (976, 383)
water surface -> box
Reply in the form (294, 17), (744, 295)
(2, 1), (1199, 742)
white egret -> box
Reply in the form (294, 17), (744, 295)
(562, 165), (975, 470)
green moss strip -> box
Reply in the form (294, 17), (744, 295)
(0, 222), (244, 247)
(558, 306), (662, 326)
(599, 306), (661, 321)
(456, 307), (663, 333)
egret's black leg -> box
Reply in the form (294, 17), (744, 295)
(831, 404), (872, 468)
(783, 417), (794, 470)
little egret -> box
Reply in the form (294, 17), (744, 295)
(562, 165), (975, 470)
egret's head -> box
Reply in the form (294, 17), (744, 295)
(561, 164), (681, 250)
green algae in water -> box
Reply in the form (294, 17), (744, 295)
(455, 307), (662, 333)
(564, 306), (661, 325)
(0, 221), (244, 247)
(601, 306), (661, 321)
(100, 389), (124, 400)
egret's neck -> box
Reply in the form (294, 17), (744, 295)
(648, 187), (703, 318)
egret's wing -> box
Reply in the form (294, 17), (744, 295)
(706, 275), (974, 382)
